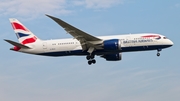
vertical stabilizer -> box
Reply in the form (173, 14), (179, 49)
(9, 18), (40, 44)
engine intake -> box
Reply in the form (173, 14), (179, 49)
(103, 39), (121, 50)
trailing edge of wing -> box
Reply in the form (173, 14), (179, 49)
(46, 14), (102, 41)
(4, 39), (30, 49)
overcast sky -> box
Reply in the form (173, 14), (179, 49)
(0, 0), (180, 101)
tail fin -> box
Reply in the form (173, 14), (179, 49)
(9, 18), (40, 44)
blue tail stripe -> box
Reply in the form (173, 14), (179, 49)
(16, 33), (30, 38)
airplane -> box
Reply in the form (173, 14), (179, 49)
(4, 15), (173, 65)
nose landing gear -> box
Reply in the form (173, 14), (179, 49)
(157, 49), (162, 57)
(157, 53), (160, 56)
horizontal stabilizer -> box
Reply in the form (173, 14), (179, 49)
(4, 39), (30, 49)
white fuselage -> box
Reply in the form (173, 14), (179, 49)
(19, 33), (173, 56)
(7, 17), (174, 64)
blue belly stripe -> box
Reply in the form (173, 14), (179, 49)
(37, 45), (172, 56)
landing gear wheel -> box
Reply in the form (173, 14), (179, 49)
(86, 54), (96, 65)
(88, 61), (92, 65)
(86, 55), (95, 60)
(157, 53), (160, 56)
(87, 59), (96, 65)
(90, 55), (95, 59)
(86, 55), (91, 60)
(92, 59), (96, 64)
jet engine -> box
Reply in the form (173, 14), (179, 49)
(102, 53), (122, 61)
(103, 39), (121, 50)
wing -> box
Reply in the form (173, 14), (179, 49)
(46, 14), (103, 52)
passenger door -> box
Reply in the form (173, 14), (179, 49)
(42, 42), (48, 52)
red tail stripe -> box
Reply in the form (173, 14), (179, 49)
(11, 22), (29, 32)
(21, 36), (37, 44)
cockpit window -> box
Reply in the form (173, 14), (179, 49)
(163, 37), (167, 39)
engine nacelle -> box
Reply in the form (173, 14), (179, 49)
(102, 53), (122, 61)
(103, 39), (121, 50)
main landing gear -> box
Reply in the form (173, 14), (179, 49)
(86, 55), (96, 65)
(157, 49), (162, 57)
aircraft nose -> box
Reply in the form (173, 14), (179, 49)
(169, 39), (174, 46)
